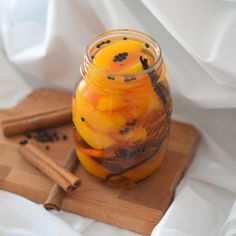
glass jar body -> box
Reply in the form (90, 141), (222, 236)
(72, 30), (172, 188)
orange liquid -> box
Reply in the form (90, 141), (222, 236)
(72, 36), (172, 187)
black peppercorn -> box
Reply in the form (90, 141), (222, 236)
(62, 134), (68, 140)
(124, 77), (136, 82)
(19, 139), (28, 145)
(127, 119), (136, 126)
(113, 52), (128, 63)
(107, 76), (115, 80)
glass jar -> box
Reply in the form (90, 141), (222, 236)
(72, 29), (172, 188)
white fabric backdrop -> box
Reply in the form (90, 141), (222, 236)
(0, 0), (236, 235)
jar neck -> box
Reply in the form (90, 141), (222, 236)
(80, 29), (164, 94)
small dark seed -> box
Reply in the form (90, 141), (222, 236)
(45, 145), (50, 150)
(113, 52), (128, 62)
(81, 117), (85, 122)
(62, 134), (68, 140)
(107, 76), (115, 80)
(96, 45), (100, 48)
(91, 55), (94, 59)
(123, 37), (127, 40)
(127, 119), (137, 126)
(106, 40), (111, 43)
(119, 127), (130, 135)
(145, 43), (150, 48)
(19, 139), (28, 145)
(124, 77), (136, 82)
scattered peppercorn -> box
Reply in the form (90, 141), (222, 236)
(81, 117), (85, 122)
(19, 129), (68, 145)
(113, 52), (128, 62)
(19, 139), (28, 145)
(62, 134), (68, 140)
(124, 76), (136, 82)
(145, 43), (150, 48)
(127, 119), (137, 126)
(107, 76), (115, 80)
(96, 40), (111, 49)
(91, 55), (95, 59)
(137, 148), (145, 153)
(119, 127), (130, 135)
(123, 37), (127, 40)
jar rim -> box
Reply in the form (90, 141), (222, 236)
(84, 29), (163, 78)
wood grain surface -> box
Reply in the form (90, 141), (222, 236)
(0, 88), (200, 235)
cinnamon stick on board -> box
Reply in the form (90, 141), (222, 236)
(18, 143), (80, 192)
(44, 148), (79, 211)
(1, 106), (72, 137)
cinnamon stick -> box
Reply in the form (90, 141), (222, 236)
(44, 184), (64, 211)
(44, 148), (79, 211)
(2, 106), (72, 137)
(18, 143), (80, 192)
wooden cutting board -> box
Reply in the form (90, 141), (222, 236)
(0, 88), (200, 235)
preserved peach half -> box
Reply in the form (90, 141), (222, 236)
(93, 41), (143, 72)
(95, 95), (127, 112)
(74, 88), (126, 133)
(83, 109), (126, 133)
(76, 117), (115, 149)
(76, 149), (109, 179)
(73, 97), (115, 149)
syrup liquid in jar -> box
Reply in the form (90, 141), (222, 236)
(72, 29), (172, 188)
